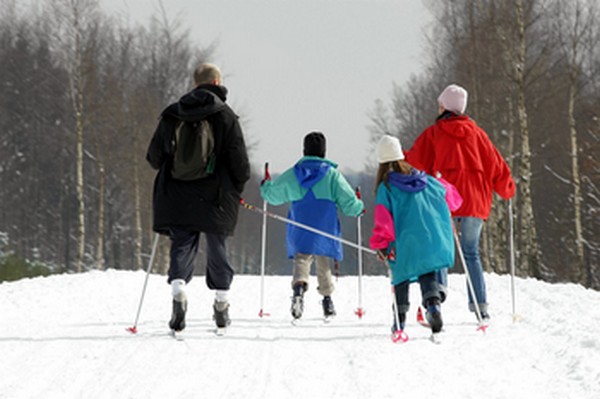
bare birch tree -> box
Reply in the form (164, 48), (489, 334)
(51, 0), (100, 272)
(512, 0), (543, 277)
(551, 0), (599, 283)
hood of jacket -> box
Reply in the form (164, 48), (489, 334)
(162, 84), (228, 121)
(293, 156), (336, 190)
(436, 114), (476, 139)
(388, 170), (428, 193)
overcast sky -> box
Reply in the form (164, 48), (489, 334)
(103, 0), (433, 174)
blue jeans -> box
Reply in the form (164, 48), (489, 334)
(455, 217), (487, 312)
(436, 217), (487, 312)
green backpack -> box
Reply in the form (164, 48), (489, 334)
(171, 119), (216, 180)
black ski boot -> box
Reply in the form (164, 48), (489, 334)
(479, 310), (491, 322)
(322, 295), (336, 318)
(291, 283), (305, 319)
(169, 293), (187, 332)
(425, 298), (443, 333)
(213, 300), (231, 328)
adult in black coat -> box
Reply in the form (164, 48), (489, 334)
(146, 63), (250, 331)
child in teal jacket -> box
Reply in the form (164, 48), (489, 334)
(370, 135), (454, 334)
(261, 132), (364, 319)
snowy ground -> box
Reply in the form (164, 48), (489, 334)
(1, 270), (599, 399)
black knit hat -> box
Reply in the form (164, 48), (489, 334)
(303, 131), (326, 158)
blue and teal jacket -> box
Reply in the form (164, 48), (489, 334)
(369, 170), (454, 285)
(260, 156), (364, 260)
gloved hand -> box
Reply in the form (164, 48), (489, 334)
(354, 187), (366, 216)
(260, 163), (271, 186)
(376, 247), (396, 262)
(376, 249), (388, 262)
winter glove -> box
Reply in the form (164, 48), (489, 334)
(376, 247), (396, 262)
(355, 187), (366, 216)
(376, 249), (388, 262)
(260, 162), (271, 186)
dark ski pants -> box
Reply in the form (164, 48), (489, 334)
(393, 272), (441, 314)
(167, 228), (234, 291)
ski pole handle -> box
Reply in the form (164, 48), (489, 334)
(355, 186), (366, 215)
(261, 162), (271, 186)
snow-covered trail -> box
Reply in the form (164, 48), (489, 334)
(1, 271), (599, 399)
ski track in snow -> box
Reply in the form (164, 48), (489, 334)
(1, 270), (599, 399)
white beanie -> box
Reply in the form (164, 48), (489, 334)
(376, 135), (404, 163)
(438, 84), (468, 114)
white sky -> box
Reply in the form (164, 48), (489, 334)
(102, 0), (433, 173)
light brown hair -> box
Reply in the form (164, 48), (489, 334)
(374, 160), (413, 193)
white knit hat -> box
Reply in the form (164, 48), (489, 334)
(376, 135), (404, 163)
(438, 84), (468, 114)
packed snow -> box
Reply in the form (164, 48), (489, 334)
(1, 270), (599, 399)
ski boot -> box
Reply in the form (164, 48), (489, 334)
(425, 298), (443, 333)
(479, 310), (491, 322)
(291, 283), (305, 319)
(213, 300), (231, 328)
(391, 312), (407, 334)
(322, 295), (336, 318)
(169, 292), (188, 332)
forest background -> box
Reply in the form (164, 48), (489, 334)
(0, 0), (598, 290)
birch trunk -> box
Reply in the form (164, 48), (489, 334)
(96, 160), (105, 270)
(565, 5), (586, 284)
(132, 127), (143, 271)
(514, 0), (542, 277)
(71, 6), (86, 273)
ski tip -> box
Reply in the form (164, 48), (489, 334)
(126, 326), (138, 334)
(215, 327), (227, 336)
(391, 330), (409, 343)
(430, 333), (442, 344)
(512, 314), (524, 323)
(416, 307), (431, 328)
(416, 307), (425, 322)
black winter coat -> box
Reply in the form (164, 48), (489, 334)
(146, 85), (250, 236)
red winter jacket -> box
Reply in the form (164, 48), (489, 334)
(405, 115), (515, 220)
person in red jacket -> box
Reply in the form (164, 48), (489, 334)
(405, 84), (515, 321)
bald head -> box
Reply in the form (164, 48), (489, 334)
(193, 63), (222, 86)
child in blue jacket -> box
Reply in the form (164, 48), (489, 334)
(261, 132), (364, 319)
(370, 135), (454, 334)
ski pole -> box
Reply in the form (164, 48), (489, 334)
(354, 187), (365, 319)
(258, 163), (270, 318)
(452, 222), (488, 332)
(127, 232), (160, 334)
(508, 198), (520, 322)
(379, 252), (408, 343)
(240, 199), (377, 255)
